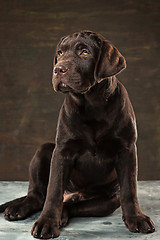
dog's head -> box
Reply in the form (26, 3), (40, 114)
(52, 31), (126, 94)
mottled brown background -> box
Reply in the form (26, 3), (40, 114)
(0, 0), (160, 180)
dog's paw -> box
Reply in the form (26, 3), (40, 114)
(4, 203), (29, 221)
(3, 197), (42, 221)
(31, 216), (60, 239)
(123, 214), (156, 233)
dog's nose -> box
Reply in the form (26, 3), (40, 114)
(54, 65), (68, 75)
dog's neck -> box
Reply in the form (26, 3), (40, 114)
(68, 76), (118, 108)
(84, 76), (118, 105)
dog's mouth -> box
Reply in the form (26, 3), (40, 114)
(57, 82), (72, 93)
(57, 82), (90, 94)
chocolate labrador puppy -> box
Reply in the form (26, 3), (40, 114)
(0, 31), (155, 239)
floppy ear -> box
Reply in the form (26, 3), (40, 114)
(95, 40), (126, 83)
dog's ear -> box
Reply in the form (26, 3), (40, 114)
(95, 40), (126, 83)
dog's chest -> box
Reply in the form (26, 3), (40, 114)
(81, 115), (120, 157)
(81, 105), (108, 137)
(70, 150), (115, 189)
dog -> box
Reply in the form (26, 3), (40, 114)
(0, 31), (156, 239)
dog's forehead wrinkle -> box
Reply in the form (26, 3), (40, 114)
(58, 36), (73, 50)
(59, 41), (95, 54)
(59, 33), (101, 51)
(74, 42), (88, 50)
(58, 31), (106, 50)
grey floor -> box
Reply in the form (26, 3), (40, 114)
(0, 181), (159, 240)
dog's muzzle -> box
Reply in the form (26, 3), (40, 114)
(53, 64), (71, 93)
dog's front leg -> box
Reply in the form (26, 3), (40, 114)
(31, 147), (70, 239)
(116, 144), (155, 234)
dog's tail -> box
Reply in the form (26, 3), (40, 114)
(0, 196), (26, 213)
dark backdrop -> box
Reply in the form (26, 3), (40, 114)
(0, 0), (160, 180)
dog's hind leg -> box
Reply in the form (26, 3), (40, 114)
(61, 194), (120, 227)
(1, 143), (55, 221)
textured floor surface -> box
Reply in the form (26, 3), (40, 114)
(0, 181), (159, 240)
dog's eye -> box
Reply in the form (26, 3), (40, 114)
(80, 49), (89, 56)
(57, 50), (63, 56)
